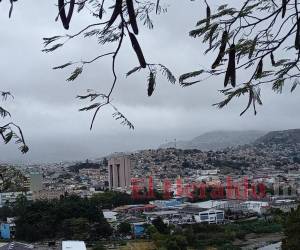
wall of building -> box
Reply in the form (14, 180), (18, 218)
(0, 224), (10, 239)
(108, 157), (131, 190)
(29, 173), (43, 193)
(0, 192), (33, 207)
(195, 209), (225, 224)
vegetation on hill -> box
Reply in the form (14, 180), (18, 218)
(160, 130), (266, 150)
(255, 129), (300, 145)
(0, 190), (167, 242)
(0, 192), (137, 242)
(8, 195), (112, 242)
(69, 162), (102, 173)
(0, 166), (29, 192)
(282, 206), (300, 249)
(147, 217), (283, 250)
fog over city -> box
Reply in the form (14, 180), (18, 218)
(0, 0), (299, 163)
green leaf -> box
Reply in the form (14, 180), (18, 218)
(158, 64), (176, 84)
(79, 103), (101, 111)
(126, 66), (142, 77)
(255, 59), (263, 79)
(214, 86), (249, 109)
(272, 78), (285, 93)
(218, 4), (228, 11)
(67, 67), (83, 81)
(147, 72), (156, 96)
(53, 62), (73, 70)
(20, 145), (29, 154)
(43, 36), (62, 46)
(248, 36), (258, 59)
(111, 105), (134, 130)
(4, 131), (13, 144)
(291, 79), (299, 92)
(190, 25), (212, 38)
(77, 93), (105, 101)
(77, 1), (85, 12)
(0, 107), (11, 118)
(179, 70), (205, 86)
(42, 43), (63, 53)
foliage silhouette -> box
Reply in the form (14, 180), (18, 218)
(0, 91), (28, 153)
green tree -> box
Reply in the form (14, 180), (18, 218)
(181, 0), (300, 115)
(92, 242), (106, 250)
(165, 239), (180, 250)
(90, 221), (113, 239)
(152, 217), (169, 234)
(146, 224), (158, 237)
(282, 207), (300, 249)
(172, 235), (188, 250)
(61, 217), (90, 240)
(0, 91), (28, 153)
(102, 157), (108, 167)
(117, 222), (131, 235)
(183, 226), (196, 245)
(12, 195), (112, 242)
(0, 204), (13, 221)
(49, 0), (300, 123)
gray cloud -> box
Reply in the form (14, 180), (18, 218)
(0, 0), (299, 163)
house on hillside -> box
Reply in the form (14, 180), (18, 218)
(62, 241), (86, 250)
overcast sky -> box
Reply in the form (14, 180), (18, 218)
(0, 0), (299, 163)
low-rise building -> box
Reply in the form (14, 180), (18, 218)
(132, 223), (146, 238)
(242, 201), (269, 215)
(0, 242), (33, 249)
(194, 209), (225, 224)
(271, 199), (299, 212)
(62, 241), (86, 250)
(79, 168), (101, 181)
(150, 198), (183, 209)
(0, 217), (15, 240)
(0, 192), (33, 207)
(192, 200), (229, 210)
(32, 189), (65, 201)
(103, 211), (118, 223)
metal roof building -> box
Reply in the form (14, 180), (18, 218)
(0, 242), (33, 250)
(62, 241), (86, 250)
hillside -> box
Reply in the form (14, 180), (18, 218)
(159, 130), (266, 150)
(255, 129), (300, 145)
(0, 165), (29, 192)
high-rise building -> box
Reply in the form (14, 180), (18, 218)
(108, 156), (131, 190)
(29, 173), (43, 193)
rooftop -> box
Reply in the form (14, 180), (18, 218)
(62, 241), (86, 250)
(192, 200), (228, 209)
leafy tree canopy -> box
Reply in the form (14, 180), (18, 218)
(117, 221), (132, 235)
(282, 206), (300, 249)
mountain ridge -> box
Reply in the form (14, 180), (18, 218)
(255, 128), (300, 145)
(159, 130), (267, 150)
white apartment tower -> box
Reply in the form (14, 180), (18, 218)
(29, 172), (43, 193)
(108, 156), (131, 190)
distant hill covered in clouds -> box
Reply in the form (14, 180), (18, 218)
(159, 130), (267, 150)
(255, 129), (300, 145)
